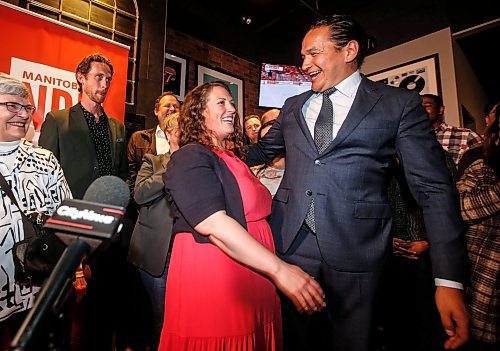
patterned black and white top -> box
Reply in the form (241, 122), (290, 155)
(0, 139), (72, 322)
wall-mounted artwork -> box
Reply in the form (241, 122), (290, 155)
(197, 64), (244, 119)
(367, 54), (441, 95)
(164, 52), (188, 101)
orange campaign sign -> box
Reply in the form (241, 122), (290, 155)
(0, 2), (129, 142)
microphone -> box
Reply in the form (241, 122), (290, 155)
(44, 176), (130, 252)
(10, 176), (130, 351)
(83, 175), (130, 208)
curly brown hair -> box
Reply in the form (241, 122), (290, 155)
(179, 81), (246, 158)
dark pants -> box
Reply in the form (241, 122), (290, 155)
(69, 225), (151, 351)
(68, 240), (125, 351)
(139, 253), (170, 349)
(279, 225), (381, 351)
(380, 253), (446, 351)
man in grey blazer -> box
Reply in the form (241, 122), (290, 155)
(38, 53), (131, 350)
(127, 111), (180, 348)
(247, 15), (469, 351)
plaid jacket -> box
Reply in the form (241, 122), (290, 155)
(435, 122), (482, 165)
(457, 158), (500, 344)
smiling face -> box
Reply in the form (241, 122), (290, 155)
(203, 86), (236, 147)
(301, 26), (357, 93)
(155, 94), (180, 126)
(77, 61), (113, 105)
(0, 94), (32, 142)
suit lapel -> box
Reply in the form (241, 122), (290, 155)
(71, 105), (96, 157)
(325, 78), (382, 153)
(292, 91), (316, 152)
(150, 129), (158, 155)
(108, 117), (117, 163)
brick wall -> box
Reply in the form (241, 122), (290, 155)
(166, 27), (267, 119)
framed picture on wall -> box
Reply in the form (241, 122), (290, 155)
(164, 52), (188, 101)
(196, 64), (244, 119)
(366, 54), (441, 96)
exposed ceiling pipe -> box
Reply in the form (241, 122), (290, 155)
(255, 0), (324, 34)
(299, 0), (324, 18)
(452, 17), (500, 39)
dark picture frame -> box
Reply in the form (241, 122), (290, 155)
(163, 52), (188, 101)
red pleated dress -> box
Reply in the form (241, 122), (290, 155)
(158, 149), (282, 351)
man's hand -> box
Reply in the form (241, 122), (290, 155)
(435, 286), (470, 349)
(393, 238), (429, 259)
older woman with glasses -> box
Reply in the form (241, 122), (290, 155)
(0, 73), (71, 346)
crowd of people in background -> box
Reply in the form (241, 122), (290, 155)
(0, 12), (499, 351)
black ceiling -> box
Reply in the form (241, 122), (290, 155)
(167, 0), (499, 101)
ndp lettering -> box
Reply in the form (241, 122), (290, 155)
(22, 71), (78, 90)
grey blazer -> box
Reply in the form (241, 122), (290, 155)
(127, 153), (173, 276)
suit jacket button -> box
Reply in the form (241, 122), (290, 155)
(306, 190), (312, 196)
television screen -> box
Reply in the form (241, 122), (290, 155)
(258, 63), (311, 108)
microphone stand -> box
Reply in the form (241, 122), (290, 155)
(9, 239), (91, 351)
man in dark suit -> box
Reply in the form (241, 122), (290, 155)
(38, 53), (133, 350)
(247, 15), (469, 351)
(39, 53), (128, 198)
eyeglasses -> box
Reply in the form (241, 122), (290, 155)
(0, 101), (36, 115)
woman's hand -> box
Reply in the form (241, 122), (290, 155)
(272, 262), (326, 314)
(196, 212), (325, 314)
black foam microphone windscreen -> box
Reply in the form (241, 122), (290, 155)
(83, 175), (130, 209)
(11, 180), (130, 350)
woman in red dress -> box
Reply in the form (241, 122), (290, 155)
(158, 81), (325, 351)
